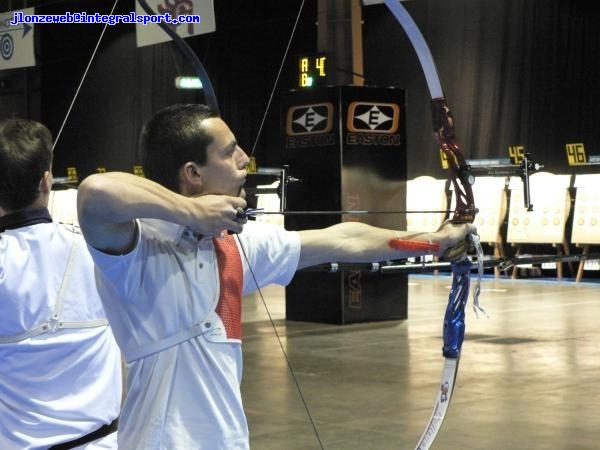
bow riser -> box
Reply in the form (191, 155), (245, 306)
(432, 98), (477, 223)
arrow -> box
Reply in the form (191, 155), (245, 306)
(241, 208), (451, 217)
(4, 24), (32, 38)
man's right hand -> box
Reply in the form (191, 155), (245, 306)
(187, 195), (247, 237)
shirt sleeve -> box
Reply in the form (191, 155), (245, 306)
(85, 219), (143, 298)
(237, 221), (301, 295)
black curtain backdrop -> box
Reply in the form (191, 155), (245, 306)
(0, 0), (598, 180)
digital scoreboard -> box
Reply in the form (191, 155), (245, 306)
(298, 53), (327, 88)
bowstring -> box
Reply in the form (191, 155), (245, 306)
(235, 0), (324, 447)
(236, 0), (325, 444)
(235, 237), (325, 449)
(249, 0), (307, 159)
(52, 0), (120, 152)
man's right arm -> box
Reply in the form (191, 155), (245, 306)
(77, 172), (246, 254)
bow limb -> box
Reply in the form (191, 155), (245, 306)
(382, 1), (477, 449)
(383, 0), (477, 225)
(136, 0), (219, 114)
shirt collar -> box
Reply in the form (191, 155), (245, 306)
(0, 207), (52, 232)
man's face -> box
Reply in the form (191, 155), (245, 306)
(196, 118), (250, 197)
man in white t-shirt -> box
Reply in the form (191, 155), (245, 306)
(77, 103), (475, 449)
(0, 118), (122, 449)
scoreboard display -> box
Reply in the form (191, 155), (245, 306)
(297, 53), (327, 88)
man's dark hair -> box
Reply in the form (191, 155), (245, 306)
(0, 118), (53, 211)
(140, 104), (220, 193)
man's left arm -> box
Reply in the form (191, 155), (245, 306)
(296, 222), (475, 270)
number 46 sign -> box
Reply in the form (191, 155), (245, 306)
(565, 143), (587, 166)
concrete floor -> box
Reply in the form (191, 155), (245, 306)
(240, 275), (600, 450)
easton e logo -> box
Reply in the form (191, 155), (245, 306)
(286, 103), (333, 135)
(347, 102), (400, 133)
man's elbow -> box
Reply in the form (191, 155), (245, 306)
(77, 174), (110, 222)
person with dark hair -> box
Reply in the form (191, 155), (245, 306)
(140, 103), (219, 192)
(0, 118), (122, 449)
(77, 103), (475, 449)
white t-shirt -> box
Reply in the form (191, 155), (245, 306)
(0, 218), (122, 450)
(89, 219), (301, 450)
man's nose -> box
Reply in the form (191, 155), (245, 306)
(237, 147), (250, 168)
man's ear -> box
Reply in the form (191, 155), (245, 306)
(180, 162), (204, 195)
(182, 162), (202, 181)
(39, 170), (53, 194)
